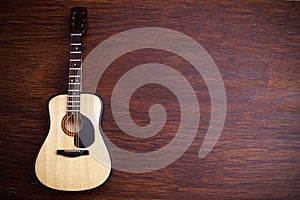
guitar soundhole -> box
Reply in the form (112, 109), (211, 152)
(61, 113), (95, 148)
(61, 114), (83, 137)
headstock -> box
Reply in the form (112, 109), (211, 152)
(70, 7), (87, 34)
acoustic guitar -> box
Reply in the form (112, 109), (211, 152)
(35, 7), (112, 191)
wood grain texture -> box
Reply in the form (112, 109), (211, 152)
(1, 0), (299, 199)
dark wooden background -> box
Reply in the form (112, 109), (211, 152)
(1, 0), (299, 199)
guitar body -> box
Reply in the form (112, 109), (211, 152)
(35, 93), (112, 191)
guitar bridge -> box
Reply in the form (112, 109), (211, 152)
(57, 149), (89, 157)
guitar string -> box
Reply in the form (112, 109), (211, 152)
(73, 62), (80, 149)
(77, 36), (82, 149)
(69, 35), (80, 150)
(68, 17), (84, 150)
(74, 35), (80, 149)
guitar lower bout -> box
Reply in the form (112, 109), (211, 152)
(35, 93), (112, 191)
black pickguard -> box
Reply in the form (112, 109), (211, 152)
(74, 114), (95, 148)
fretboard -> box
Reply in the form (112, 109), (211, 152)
(67, 33), (82, 115)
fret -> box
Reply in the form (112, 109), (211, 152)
(69, 95), (80, 97)
(71, 43), (81, 45)
(68, 105), (80, 107)
(67, 110), (80, 112)
(69, 81), (80, 85)
(70, 51), (81, 54)
(68, 105), (80, 108)
(68, 93), (79, 96)
(69, 76), (81, 79)
(68, 89), (80, 91)
(69, 68), (81, 70)
(68, 100), (80, 103)
(69, 76), (80, 79)
(71, 33), (82, 36)
(70, 59), (81, 62)
(69, 82), (80, 85)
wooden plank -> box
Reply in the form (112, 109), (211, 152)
(0, 0), (299, 199)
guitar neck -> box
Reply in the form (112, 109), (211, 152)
(67, 33), (82, 115)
